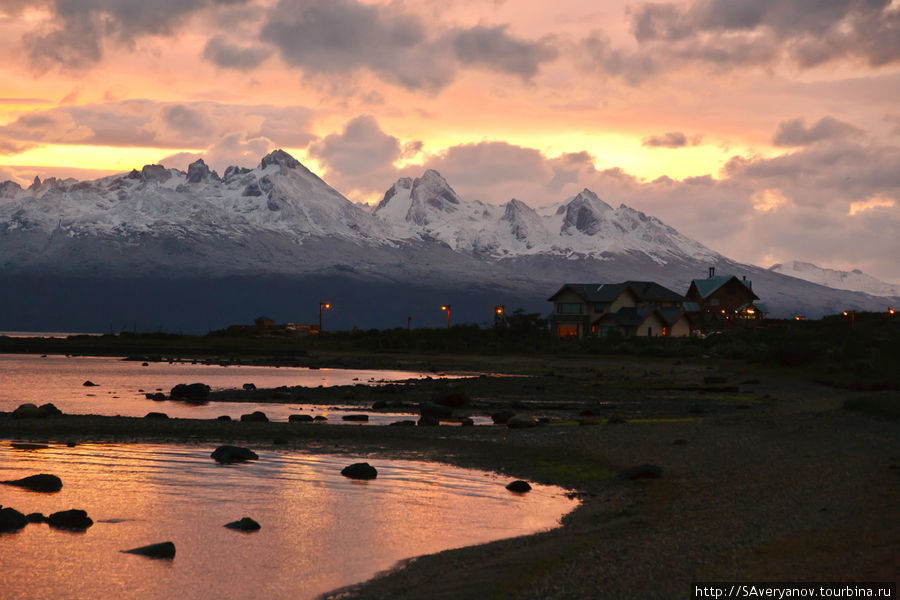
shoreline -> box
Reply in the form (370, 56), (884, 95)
(2, 353), (897, 598)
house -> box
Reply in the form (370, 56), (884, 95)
(685, 268), (765, 325)
(254, 315), (275, 328)
(548, 281), (690, 339)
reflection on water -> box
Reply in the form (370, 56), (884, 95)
(0, 354), (459, 422)
(0, 442), (577, 600)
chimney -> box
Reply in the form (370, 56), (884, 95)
(742, 275), (752, 290)
(708, 267), (715, 278)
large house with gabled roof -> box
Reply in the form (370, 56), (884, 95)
(548, 281), (692, 339)
(685, 268), (766, 325)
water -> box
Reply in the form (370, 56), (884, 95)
(0, 354), (485, 424)
(0, 442), (577, 599)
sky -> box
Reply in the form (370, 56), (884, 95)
(0, 0), (898, 282)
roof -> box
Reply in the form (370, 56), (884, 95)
(254, 315), (274, 322)
(548, 281), (683, 303)
(689, 275), (758, 301)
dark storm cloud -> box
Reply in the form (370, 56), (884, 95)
(772, 116), (863, 146)
(628, 0), (900, 69)
(642, 131), (702, 148)
(260, 0), (455, 92)
(202, 35), (272, 70)
(16, 0), (236, 70)
(260, 0), (558, 91)
(451, 25), (557, 80)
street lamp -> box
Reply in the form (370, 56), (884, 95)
(319, 302), (331, 332)
(842, 310), (854, 328)
(494, 305), (505, 326)
(441, 304), (451, 329)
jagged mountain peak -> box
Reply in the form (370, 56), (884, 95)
(769, 261), (900, 297)
(259, 149), (302, 171)
(561, 189), (613, 235)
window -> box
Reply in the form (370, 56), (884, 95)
(556, 303), (583, 314)
(594, 303), (608, 312)
(557, 325), (578, 338)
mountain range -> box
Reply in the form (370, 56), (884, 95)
(1, 150), (896, 332)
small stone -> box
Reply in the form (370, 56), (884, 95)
(0, 507), (28, 532)
(342, 414), (369, 422)
(341, 462), (377, 480)
(122, 541), (176, 559)
(10, 442), (49, 450)
(240, 411), (268, 422)
(48, 509), (93, 531)
(211, 445), (259, 464)
(242, 383), (256, 391)
(2, 474), (62, 493)
(144, 412), (169, 420)
(289, 414), (314, 423)
(25, 512), (47, 523)
(217, 415), (232, 421)
(224, 517), (260, 532)
(506, 480), (532, 493)
(83, 380), (98, 387)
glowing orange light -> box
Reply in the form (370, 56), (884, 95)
(890, 308), (896, 315)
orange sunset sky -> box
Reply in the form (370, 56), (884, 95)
(1, 0), (898, 281)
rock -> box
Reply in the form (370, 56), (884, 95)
(170, 383), (210, 401)
(617, 464), (662, 481)
(460, 417), (474, 427)
(289, 414), (314, 423)
(186, 158), (213, 183)
(144, 412), (169, 420)
(240, 411), (268, 422)
(342, 414), (369, 422)
(507, 416), (538, 429)
(313, 415), (328, 421)
(0, 507), (28, 532)
(2, 474), (62, 492)
(83, 380), (98, 387)
(211, 445), (259, 464)
(419, 402), (453, 418)
(417, 415), (439, 426)
(11, 403), (42, 419)
(371, 400), (387, 409)
(38, 403), (62, 416)
(389, 420), (416, 426)
(25, 512), (47, 523)
(341, 462), (377, 480)
(506, 480), (532, 493)
(10, 442), (49, 450)
(217, 415), (232, 421)
(122, 541), (176, 559)
(145, 392), (167, 401)
(48, 509), (93, 531)
(224, 517), (260, 532)
(142, 362), (149, 366)
(491, 410), (515, 425)
(242, 383), (256, 391)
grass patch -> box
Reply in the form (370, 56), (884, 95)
(842, 394), (900, 420)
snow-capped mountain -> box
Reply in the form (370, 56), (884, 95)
(0, 150), (895, 331)
(769, 261), (900, 298)
(372, 171), (720, 264)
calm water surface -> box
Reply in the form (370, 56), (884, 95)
(0, 354), (481, 423)
(0, 442), (577, 600)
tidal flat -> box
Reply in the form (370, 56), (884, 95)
(1, 350), (897, 599)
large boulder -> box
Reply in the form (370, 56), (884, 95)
(240, 411), (268, 422)
(48, 509), (93, 531)
(122, 541), (176, 559)
(170, 383), (211, 402)
(25, 512), (47, 523)
(507, 416), (538, 429)
(144, 412), (169, 420)
(38, 403), (62, 417)
(341, 462), (378, 480)
(2, 474), (62, 493)
(288, 414), (314, 423)
(0, 507), (28, 532)
(211, 445), (259, 464)
(224, 517), (261, 532)
(491, 410), (516, 425)
(10, 403), (42, 419)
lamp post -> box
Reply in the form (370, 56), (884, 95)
(842, 310), (854, 328)
(319, 302), (331, 332)
(494, 305), (505, 326)
(441, 304), (451, 329)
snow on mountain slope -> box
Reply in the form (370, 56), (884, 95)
(769, 261), (900, 297)
(373, 174), (721, 264)
(0, 150), (396, 245)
